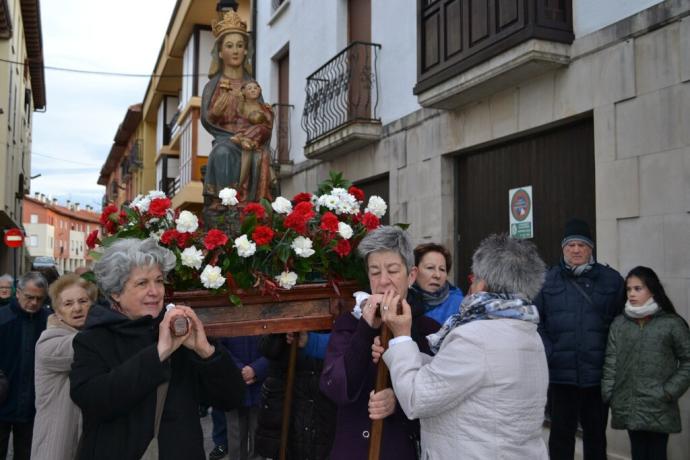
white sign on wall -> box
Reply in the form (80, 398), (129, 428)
(509, 186), (533, 239)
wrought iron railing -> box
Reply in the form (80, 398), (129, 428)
(272, 0), (286, 11)
(271, 103), (293, 164)
(159, 177), (177, 197)
(301, 41), (381, 144)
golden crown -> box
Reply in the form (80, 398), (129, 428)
(212, 9), (248, 38)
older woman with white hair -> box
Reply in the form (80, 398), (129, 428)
(382, 234), (549, 459)
(69, 238), (245, 460)
(31, 274), (97, 460)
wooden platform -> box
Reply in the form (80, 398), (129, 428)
(169, 282), (359, 337)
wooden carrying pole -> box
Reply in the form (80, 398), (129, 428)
(279, 338), (299, 460)
(367, 323), (392, 460)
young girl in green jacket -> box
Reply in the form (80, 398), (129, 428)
(602, 266), (690, 460)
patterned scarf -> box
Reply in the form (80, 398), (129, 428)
(564, 255), (595, 277)
(409, 281), (451, 312)
(427, 291), (540, 355)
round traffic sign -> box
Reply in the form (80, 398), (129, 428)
(4, 228), (24, 248)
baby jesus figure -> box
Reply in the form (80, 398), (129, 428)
(230, 80), (274, 151)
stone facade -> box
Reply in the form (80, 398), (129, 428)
(279, 2), (690, 458)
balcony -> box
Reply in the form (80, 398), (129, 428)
(301, 41), (382, 160)
(415, 0), (573, 109)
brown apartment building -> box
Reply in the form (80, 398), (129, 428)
(23, 194), (101, 274)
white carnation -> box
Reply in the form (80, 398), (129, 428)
(233, 234), (256, 258)
(337, 222), (354, 240)
(271, 196), (292, 214)
(180, 246), (204, 269)
(291, 236), (315, 258)
(200, 265), (225, 289)
(275, 271), (298, 289)
(365, 196), (387, 218)
(175, 210), (199, 233)
(147, 190), (166, 200)
(317, 194), (339, 212)
(219, 188), (239, 206)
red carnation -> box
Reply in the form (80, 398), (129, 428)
(284, 211), (309, 235)
(320, 212), (339, 233)
(148, 197), (171, 217)
(86, 230), (100, 249)
(242, 202), (266, 219)
(348, 186), (365, 202)
(252, 226), (275, 246)
(293, 201), (315, 218)
(334, 239), (351, 257)
(100, 204), (119, 226)
(160, 229), (177, 246)
(362, 212), (380, 231)
(160, 229), (191, 249)
(203, 229), (229, 250)
(292, 192), (312, 204)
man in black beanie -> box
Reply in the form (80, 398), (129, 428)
(534, 218), (625, 460)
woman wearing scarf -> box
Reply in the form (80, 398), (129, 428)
(601, 266), (690, 460)
(381, 234), (549, 459)
(409, 243), (463, 328)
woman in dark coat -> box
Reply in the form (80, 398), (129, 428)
(320, 226), (440, 460)
(69, 238), (245, 460)
(602, 266), (690, 460)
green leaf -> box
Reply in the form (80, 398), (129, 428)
(240, 214), (257, 235)
(228, 294), (242, 306)
(394, 222), (411, 231)
(276, 244), (291, 264)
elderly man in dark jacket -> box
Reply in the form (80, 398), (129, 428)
(0, 271), (49, 460)
(535, 218), (625, 460)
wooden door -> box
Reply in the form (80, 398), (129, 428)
(348, 0), (371, 120)
(277, 51), (290, 163)
(455, 119), (595, 292)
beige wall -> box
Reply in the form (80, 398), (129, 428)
(0, 0), (39, 274)
(282, 4), (690, 458)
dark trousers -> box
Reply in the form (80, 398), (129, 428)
(212, 407), (228, 447)
(548, 384), (608, 460)
(227, 406), (260, 460)
(628, 430), (668, 460)
(0, 421), (33, 460)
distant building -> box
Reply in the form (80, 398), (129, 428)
(23, 194), (101, 274)
(0, 0), (46, 273)
(98, 103), (145, 208)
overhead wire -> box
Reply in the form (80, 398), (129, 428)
(0, 57), (200, 78)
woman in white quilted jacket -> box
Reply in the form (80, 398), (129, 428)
(380, 234), (549, 460)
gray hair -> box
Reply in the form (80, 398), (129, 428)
(472, 234), (546, 300)
(0, 274), (13, 284)
(17, 271), (48, 292)
(94, 238), (176, 298)
(358, 226), (414, 272)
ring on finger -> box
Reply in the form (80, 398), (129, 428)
(382, 305), (389, 311)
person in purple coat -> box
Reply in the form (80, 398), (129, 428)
(320, 226), (439, 460)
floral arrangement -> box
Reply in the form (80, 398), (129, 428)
(88, 172), (386, 304)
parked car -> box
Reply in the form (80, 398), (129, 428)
(32, 256), (58, 270)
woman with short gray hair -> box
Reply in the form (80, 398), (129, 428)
(320, 226), (443, 460)
(69, 238), (245, 460)
(382, 233), (550, 459)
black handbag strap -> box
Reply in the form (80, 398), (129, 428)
(568, 278), (593, 306)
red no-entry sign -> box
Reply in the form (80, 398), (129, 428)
(4, 228), (24, 248)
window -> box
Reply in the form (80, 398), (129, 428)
(50, 237), (53, 248)
(29, 235), (38, 247)
(30, 214), (38, 223)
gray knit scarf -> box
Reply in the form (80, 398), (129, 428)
(409, 282), (451, 312)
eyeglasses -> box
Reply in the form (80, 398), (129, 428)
(20, 292), (45, 303)
(0, 286), (11, 291)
